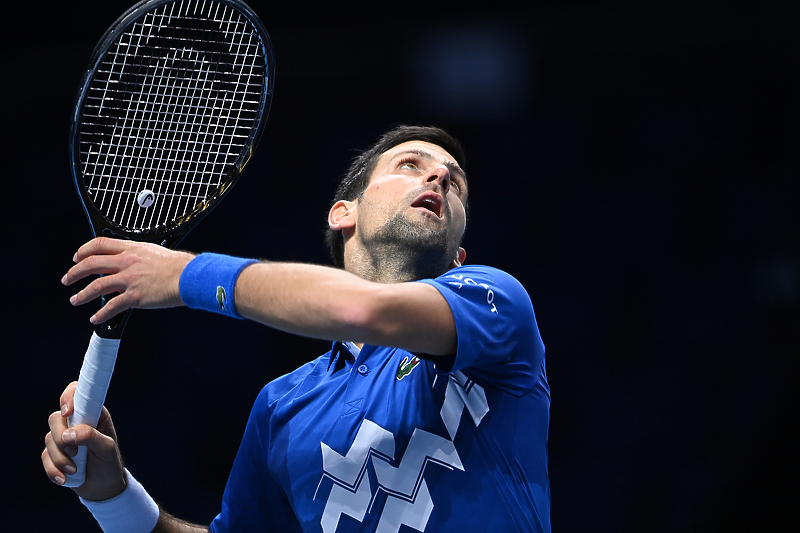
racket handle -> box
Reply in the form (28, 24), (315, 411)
(63, 332), (121, 488)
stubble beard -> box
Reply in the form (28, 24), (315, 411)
(358, 208), (459, 283)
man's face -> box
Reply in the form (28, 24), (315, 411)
(353, 141), (468, 272)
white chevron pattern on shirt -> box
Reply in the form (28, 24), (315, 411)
(317, 372), (488, 533)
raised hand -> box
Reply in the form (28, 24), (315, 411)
(62, 237), (194, 324)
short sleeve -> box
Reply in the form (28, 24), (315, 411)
(419, 265), (544, 395)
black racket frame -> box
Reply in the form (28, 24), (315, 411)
(68, 0), (275, 338)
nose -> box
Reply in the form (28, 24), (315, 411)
(425, 165), (451, 195)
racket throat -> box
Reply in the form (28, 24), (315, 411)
(95, 306), (132, 340)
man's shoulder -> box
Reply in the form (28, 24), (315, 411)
(434, 264), (524, 288)
(431, 265), (533, 309)
(437, 264), (505, 277)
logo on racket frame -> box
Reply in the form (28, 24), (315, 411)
(137, 190), (156, 208)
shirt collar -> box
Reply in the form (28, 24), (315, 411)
(343, 341), (361, 357)
(327, 341), (358, 373)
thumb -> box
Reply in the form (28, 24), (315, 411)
(62, 421), (119, 464)
(62, 415), (127, 501)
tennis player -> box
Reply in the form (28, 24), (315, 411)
(43, 125), (551, 532)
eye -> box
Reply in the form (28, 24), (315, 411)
(450, 177), (467, 196)
(398, 160), (419, 171)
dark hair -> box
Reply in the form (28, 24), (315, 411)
(324, 125), (468, 268)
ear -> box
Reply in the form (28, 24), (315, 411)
(328, 200), (357, 231)
(449, 247), (467, 269)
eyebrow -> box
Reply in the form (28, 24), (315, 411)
(392, 149), (467, 183)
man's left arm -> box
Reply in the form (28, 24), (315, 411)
(63, 238), (457, 356)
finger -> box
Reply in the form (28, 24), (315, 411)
(48, 410), (78, 458)
(74, 237), (129, 263)
(52, 403), (117, 457)
(88, 291), (134, 324)
(63, 423), (119, 464)
(68, 271), (129, 306)
(62, 253), (129, 287)
(44, 418), (78, 482)
(42, 446), (67, 486)
(59, 381), (78, 418)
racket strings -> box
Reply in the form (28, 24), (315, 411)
(79, 0), (266, 233)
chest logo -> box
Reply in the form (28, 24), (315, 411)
(396, 356), (421, 380)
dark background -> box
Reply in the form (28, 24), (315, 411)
(3, 1), (798, 531)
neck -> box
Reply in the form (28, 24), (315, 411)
(346, 243), (451, 284)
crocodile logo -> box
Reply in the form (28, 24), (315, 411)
(216, 286), (227, 311)
(396, 356), (420, 381)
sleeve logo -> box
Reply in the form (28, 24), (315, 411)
(444, 274), (497, 314)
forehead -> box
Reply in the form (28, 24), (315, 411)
(377, 141), (462, 172)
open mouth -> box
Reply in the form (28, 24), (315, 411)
(411, 193), (443, 218)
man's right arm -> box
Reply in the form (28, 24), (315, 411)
(42, 382), (208, 533)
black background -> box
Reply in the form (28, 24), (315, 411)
(3, 1), (798, 531)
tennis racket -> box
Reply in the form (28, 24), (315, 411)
(63, 0), (274, 487)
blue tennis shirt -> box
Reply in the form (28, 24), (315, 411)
(210, 265), (551, 532)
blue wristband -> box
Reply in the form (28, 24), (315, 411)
(179, 253), (258, 319)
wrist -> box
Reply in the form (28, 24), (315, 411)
(179, 253), (258, 319)
(80, 469), (159, 533)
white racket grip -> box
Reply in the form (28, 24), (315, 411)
(63, 332), (121, 488)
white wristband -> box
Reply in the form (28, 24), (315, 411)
(79, 469), (160, 533)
